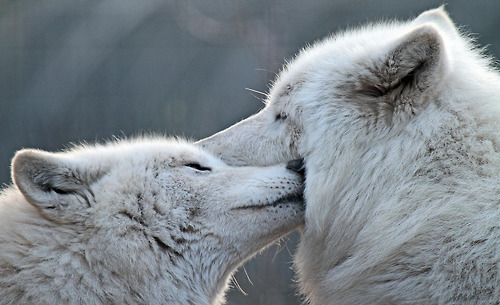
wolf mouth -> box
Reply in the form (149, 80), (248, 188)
(231, 193), (304, 211)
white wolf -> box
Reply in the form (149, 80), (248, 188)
(0, 138), (304, 305)
(198, 7), (500, 304)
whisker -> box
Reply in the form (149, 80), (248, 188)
(245, 87), (269, 97)
(242, 266), (253, 286)
(231, 274), (247, 295)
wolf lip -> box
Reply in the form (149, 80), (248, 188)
(231, 193), (304, 211)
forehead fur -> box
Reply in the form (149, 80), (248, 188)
(271, 7), (486, 101)
(264, 7), (500, 136)
(59, 137), (225, 168)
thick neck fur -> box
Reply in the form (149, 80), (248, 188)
(0, 189), (231, 305)
(297, 78), (500, 303)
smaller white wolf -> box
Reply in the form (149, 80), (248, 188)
(0, 138), (304, 305)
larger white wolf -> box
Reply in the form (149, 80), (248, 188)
(0, 138), (304, 305)
(199, 7), (500, 304)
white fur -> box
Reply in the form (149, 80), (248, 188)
(198, 7), (500, 304)
(0, 138), (304, 305)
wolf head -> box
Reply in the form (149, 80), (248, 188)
(6, 138), (304, 304)
(196, 7), (500, 304)
(196, 6), (500, 237)
(198, 7), (494, 167)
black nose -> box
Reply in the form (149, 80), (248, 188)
(286, 159), (305, 176)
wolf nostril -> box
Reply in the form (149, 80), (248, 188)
(286, 159), (305, 175)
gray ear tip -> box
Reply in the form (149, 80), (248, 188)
(397, 24), (445, 66)
(11, 149), (53, 189)
(12, 150), (32, 178)
(412, 24), (441, 42)
(13, 149), (41, 173)
(13, 149), (36, 164)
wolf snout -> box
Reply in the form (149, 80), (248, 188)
(286, 159), (305, 176)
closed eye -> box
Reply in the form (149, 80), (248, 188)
(185, 163), (212, 172)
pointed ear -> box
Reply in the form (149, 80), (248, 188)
(413, 6), (460, 40)
(359, 24), (449, 125)
(12, 149), (97, 219)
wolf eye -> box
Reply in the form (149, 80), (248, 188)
(276, 112), (288, 121)
(185, 163), (212, 172)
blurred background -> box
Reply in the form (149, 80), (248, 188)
(0, 0), (498, 304)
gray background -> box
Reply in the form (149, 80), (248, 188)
(1, 1), (498, 304)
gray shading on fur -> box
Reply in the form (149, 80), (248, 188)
(0, 138), (304, 305)
(198, 7), (500, 304)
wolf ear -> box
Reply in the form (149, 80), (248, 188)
(359, 24), (448, 125)
(413, 6), (460, 40)
(12, 149), (97, 218)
